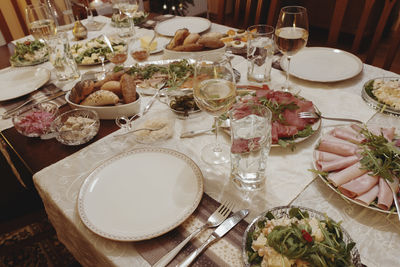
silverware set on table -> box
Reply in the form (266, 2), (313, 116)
(1, 86), (66, 120)
(153, 200), (248, 267)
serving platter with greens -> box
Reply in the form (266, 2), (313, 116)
(361, 77), (400, 116)
(10, 40), (48, 67)
(243, 206), (362, 267)
(70, 36), (127, 65)
(111, 11), (148, 28)
(313, 124), (400, 214)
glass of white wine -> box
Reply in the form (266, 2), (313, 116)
(275, 6), (309, 92)
(193, 56), (237, 165)
(117, 0), (138, 38)
(26, 4), (57, 41)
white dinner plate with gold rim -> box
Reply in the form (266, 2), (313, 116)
(78, 147), (203, 241)
(281, 47), (363, 82)
(155, 16), (211, 37)
(0, 67), (50, 101)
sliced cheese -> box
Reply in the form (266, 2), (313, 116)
(140, 35), (157, 51)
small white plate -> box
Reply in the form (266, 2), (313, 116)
(155, 17), (211, 37)
(132, 37), (170, 54)
(281, 47), (363, 82)
(0, 67), (50, 101)
(78, 147), (203, 241)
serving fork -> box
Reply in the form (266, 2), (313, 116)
(153, 200), (235, 267)
(298, 111), (363, 124)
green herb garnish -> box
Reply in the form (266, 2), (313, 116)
(359, 127), (400, 183)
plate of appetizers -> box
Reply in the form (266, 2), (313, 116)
(313, 124), (399, 213)
(243, 206), (362, 267)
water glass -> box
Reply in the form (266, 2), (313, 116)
(229, 102), (272, 190)
(247, 25), (275, 83)
(47, 32), (80, 81)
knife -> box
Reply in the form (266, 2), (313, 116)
(176, 209), (249, 267)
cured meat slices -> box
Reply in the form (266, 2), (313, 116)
(315, 125), (399, 212)
(339, 173), (379, 198)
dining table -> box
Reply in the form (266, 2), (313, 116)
(1, 15), (400, 267)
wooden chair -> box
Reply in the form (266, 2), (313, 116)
(230, 0), (277, 28)
(383, 25), (400, 70)
(0, 0), (29, 43)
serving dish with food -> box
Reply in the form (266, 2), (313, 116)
(163, 29), (226, 60)
(313, 124), (399, 213)
(10, 40), (48, 67)
(70, 36), (127, 65)
(12, 102), (58, 137)
(50, 109), (100, 145)
(66, 71), (140, 119)
(361, 77), (400, 116)
(230, 88), (321, 148)
(111, 11), (148, 28)
(221, 28), (248, 55)
(243, 206), (361, 267)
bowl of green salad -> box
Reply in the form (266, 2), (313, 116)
(10, 40), (48, 67)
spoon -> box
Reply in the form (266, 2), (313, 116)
(387, 177), (400, 221)
(114, 126), (164, 138)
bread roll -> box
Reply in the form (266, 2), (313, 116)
(81, 90), (119, 106)
(101, 81), (122, 97)
(202, 32), (224, 39)
(173, 43), (204, 52)
(94, 70), (125, 89)
(70, 80), (95, 104)
(166, 28), (189, 50)
(183, 33), (200, 45)
(197, 36), (225, 49)
(120, 74), (137, 104)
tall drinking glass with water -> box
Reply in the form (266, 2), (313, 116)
(247, 25), (275, 83)
(193, 57), (237, 165)
(229, 102), (272, 190)
(115, 0), (138, 38)
(26, 4), (57, 41)
(275, 6), (308, 92)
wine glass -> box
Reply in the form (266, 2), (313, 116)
(83, 0), (104, 31)
(25, 4), (57, 41)
(117, 0), (138, 38)
(108, 37), (129, 68)
(275, 6), (309, 92)
(193, 56), (237, 165)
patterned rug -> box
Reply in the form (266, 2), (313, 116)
(0, 211), (80, 267)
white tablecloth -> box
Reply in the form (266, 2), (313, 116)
(5, 16), (400, 267)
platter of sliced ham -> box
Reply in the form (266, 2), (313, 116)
(314, 124), (400, 213)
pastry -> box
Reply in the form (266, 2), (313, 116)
(69, 80), (95, 104)
(197, 36), (225, 49)
(100, 81), (122, 97)
(120, 74), (137, 104)
(183, 33), (200, 45)
(166, 28), (189, 50)
(81, 90), (119, 106)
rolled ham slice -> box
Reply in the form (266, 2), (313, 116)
(318, 137), (358, 157)
(355, 185), (379, 206)
(315, 151), (345, 162)
(327, 162), (368, 187)
(377, 178), (393, 210)
(367, 126), (395, 141)
(317, 155), (359, 172)
(339, 173), (379, 198)
(332, 126), (365, 144)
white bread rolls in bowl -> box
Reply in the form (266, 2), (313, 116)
(65, 91), (141, 120)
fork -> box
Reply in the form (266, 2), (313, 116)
(298, 111), (363, 124)
(152, 200), (235, 267)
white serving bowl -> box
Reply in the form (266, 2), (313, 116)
(162, 44), (226, 61)
(65, 91), (141, 120)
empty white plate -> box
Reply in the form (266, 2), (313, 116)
(281, 47), (363, 82)
(78, 147), (204, 241)
(0, 67), (50, 101)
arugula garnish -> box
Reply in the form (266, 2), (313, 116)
(258, 96), (299, 124)
(359, 127), (400, 182)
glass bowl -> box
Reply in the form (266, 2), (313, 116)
(12, 101), (59, 137)
(51, 109), (100, 146)
(243, 206), (362, 267)
(159, 89), (201, 119)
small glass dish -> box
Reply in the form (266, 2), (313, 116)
(159, 89), (201, 119)
(12, 102), (59, 137)
(51, 109), (100, 146)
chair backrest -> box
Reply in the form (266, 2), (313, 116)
(231, 0), (276, 29)
(383, 24), (400, 70)
(0, 0), (29, 43)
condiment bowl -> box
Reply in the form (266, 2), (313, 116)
(51, 109), (100, 146)
(12, 101), (59, 137)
